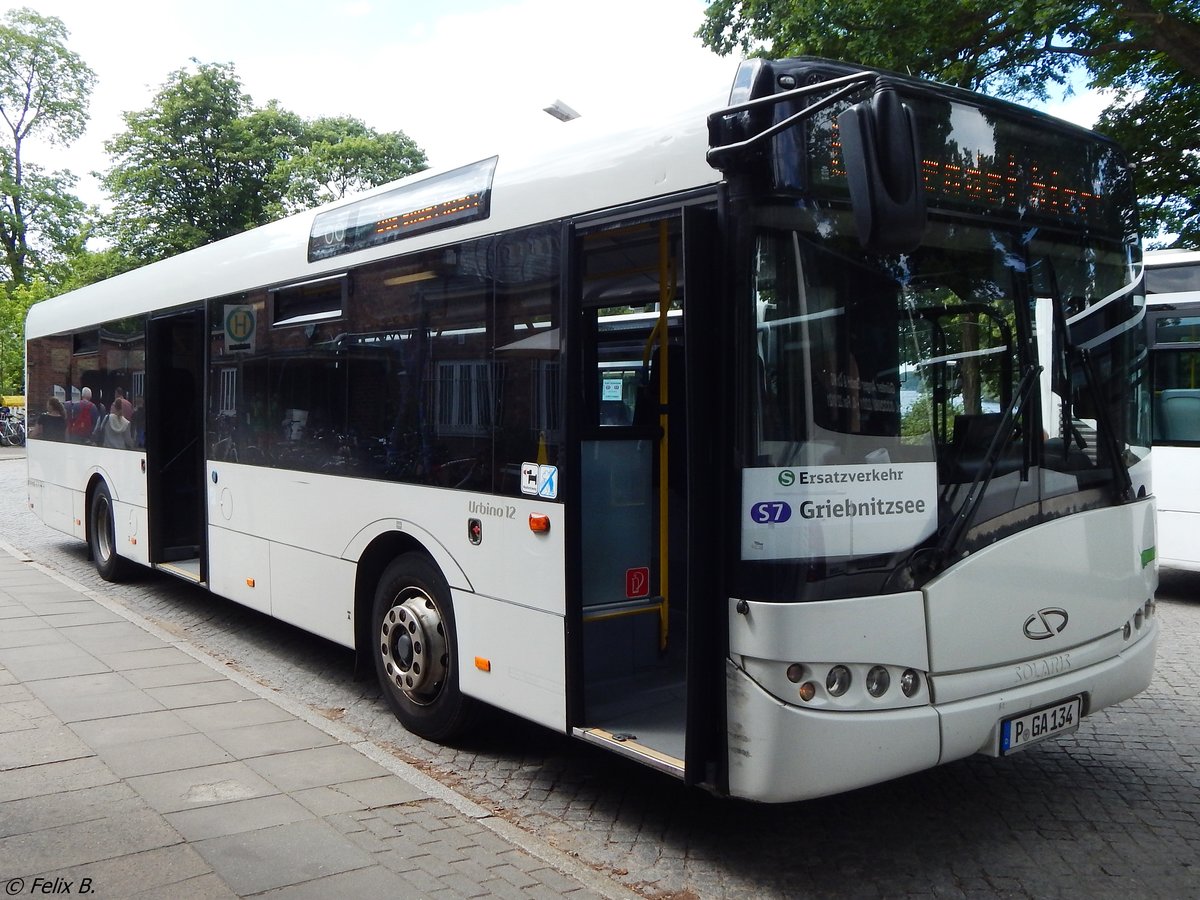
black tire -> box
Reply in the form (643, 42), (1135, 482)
(89, 483), (134, 582)
(372, 553), (475, 741)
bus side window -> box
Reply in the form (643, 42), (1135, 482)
(1158, 389), (1200, 442)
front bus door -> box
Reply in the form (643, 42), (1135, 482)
(145, 308), (207, 583)
(571, 207), (721, 787)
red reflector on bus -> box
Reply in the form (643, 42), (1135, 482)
(529, 513), (551, 533)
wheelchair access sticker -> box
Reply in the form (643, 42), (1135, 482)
(520, 462), (559, 499)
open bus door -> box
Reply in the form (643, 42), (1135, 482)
(145, 308), (207, 583)
(570, 207), (723, 788)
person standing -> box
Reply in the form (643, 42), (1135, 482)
(68, 387), (99, 442)
(29, 397), (67, 441)
(98, 397), (136, 450)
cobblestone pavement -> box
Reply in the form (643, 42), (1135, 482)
(3, 456), (1198, 898)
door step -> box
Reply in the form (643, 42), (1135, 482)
(573, 727), (684, 777)
(156, 557), (204, 584)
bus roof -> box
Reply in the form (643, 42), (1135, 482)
(1145, 248), (1200, 305)
(1146, 248), (1200, 268)
(28, 56), (1135, 340)
(27, 77), (732, 340)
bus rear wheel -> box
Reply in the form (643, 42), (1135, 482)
(89, 483), (133, 582)
(372, 554), (475, 741)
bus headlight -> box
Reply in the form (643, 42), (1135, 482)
(826, 665), (852, 697)
(755, 659), (928, 708)
(866, 665), (890, 697)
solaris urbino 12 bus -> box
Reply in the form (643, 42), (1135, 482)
(25, 58), (1158, 802)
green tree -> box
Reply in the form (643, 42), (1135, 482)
(698, 0), (1200, 245)
(101, 61), (307, 261)
(102, 62), (429, 262)
(45, 222), (140, 292)
(0, 7), (95, 287)
(268, 115), (427, 217)
(0, 276), (46, 392)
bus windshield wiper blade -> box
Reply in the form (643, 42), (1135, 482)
(890, 363), (1041, 591)
(935, 363), (1041, 563)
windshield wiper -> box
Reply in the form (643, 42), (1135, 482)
(935, 364), (1040, 561)
(889, 363), (1040, 590)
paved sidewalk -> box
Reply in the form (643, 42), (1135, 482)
(0, 545), (633, 899)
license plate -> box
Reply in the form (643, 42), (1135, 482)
(1000, 696), (1081, 754)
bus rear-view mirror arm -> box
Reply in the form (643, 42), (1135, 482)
(707, 73), (928, 255)
(706, 71), (874, 169)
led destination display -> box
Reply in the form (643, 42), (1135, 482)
(308, 157), (498, 262)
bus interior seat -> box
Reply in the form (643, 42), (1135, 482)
(1158, 389), (1200, 442)
(944, 413), (1023, 482)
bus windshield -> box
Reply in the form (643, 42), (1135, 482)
(741, 206), (1147, 597)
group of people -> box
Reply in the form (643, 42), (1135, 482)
(29, 387), (137, 450)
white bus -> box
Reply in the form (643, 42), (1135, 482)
(1146, 248), (1200, 568)
(25, 58), (1158, 802)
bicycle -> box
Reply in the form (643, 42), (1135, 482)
(0, 409), (25, 447)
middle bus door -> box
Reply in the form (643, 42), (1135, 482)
(571, 210), (718, 783)
(145, 307), (208, 584)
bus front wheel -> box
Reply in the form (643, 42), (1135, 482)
(89, 483), (133, 582)
(372, 554), (475, 741)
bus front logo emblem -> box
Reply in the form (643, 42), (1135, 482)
(1023, 608), (1069, 640)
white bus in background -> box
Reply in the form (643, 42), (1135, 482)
(1146, 248), (1200, 569)
(25, 57), (1159, 802)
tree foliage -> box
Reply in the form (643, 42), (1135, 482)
(268, 115), (427, 217)
(0, 276), (46, 393)
(101, 61), (305, 260)
(698, 0), (1200, 245)
(0, 7), (95, 286)
(102, 61), (428, 263)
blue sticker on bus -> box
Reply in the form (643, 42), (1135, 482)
(750, 501), (792, 524)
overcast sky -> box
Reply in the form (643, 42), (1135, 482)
(7, 0), (1108, 209)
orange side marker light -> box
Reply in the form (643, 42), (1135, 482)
(475, 656), (491, 672)
(529, 513), (551, 533)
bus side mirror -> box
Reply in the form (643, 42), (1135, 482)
(837, 87), (927, 254)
